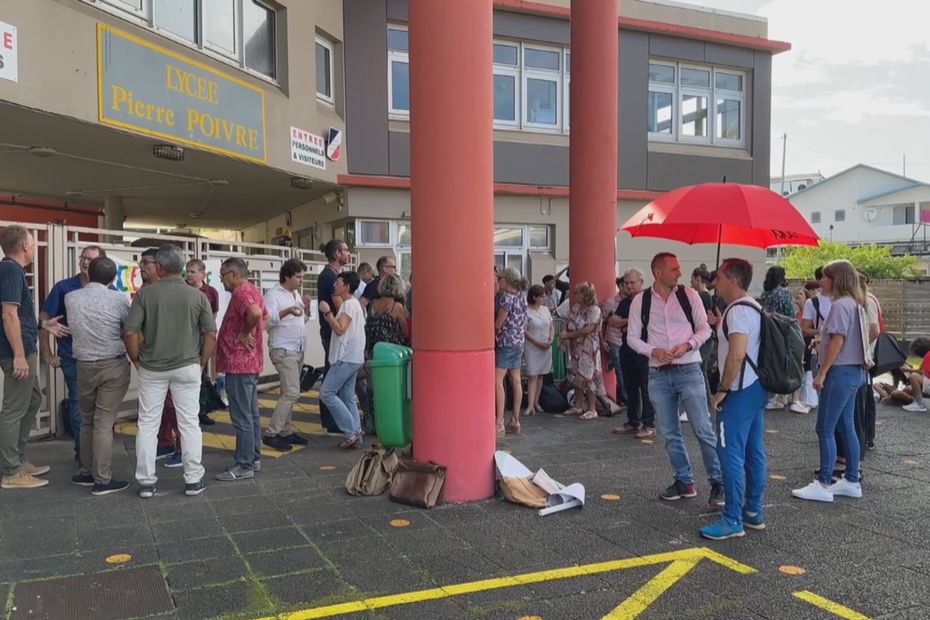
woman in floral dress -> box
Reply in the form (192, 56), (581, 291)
(561, 281), (604, 420)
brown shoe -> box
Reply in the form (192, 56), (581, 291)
(21, 461), (50, 476)
(612, 423), (640, 434)
(635, 427), (656, 439)
(1, 469), (50, 489)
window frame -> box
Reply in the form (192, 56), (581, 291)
(84, 0), (280, 83)
(521, 43), (563, 132)
(834, 210), (846, 223)
(315, 35), (335, 105)
(528, 225), (551, 250)
(387, 25), (410, 119)
(647, 58), (747, 148)
(492, 41), (520, 129)
(811, 211), (821, 224)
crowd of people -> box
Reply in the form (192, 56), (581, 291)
(0, 221), (918, 542)
(495, 252), (892, 540)
(0, 227), (413, 497)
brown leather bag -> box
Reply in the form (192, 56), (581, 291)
(388, 458), (446, 508)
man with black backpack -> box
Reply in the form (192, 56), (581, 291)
(700, 259), (767, 540)
(628, 253), (724, 508)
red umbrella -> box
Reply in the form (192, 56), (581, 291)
(619, 182), (819, 265)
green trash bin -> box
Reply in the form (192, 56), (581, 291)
(368, 342), (413, 447)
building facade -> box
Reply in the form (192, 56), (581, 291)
(1, 0), (788, 281)
(789, 164), (930, 271)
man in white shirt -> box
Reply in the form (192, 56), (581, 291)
(700, 258), (766, 540)
(627, 252), (723, 507)
(262, 259), (311, 451)
(796, 266), (831, 412)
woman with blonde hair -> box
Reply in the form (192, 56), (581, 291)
(495, 267), (528, 434)
(561, 281), (604, 420)
(792, 259), (872, 503)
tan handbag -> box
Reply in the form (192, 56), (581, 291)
(345, 446), (398, 496)
(388, 459), (446, 508)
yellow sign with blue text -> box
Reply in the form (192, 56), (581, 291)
(97, 24), (266, 163)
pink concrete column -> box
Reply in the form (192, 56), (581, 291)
(569, 0), (619, 392)
(408, 0), (495, 501)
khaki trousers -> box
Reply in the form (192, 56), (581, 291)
(77, 357), (131, 484)
(266, 348), (303, 437)
(0, 354), (42, 477)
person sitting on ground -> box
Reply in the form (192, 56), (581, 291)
(561, 281), (604, 421)
(523, 284), (554, 416)
(875, 337), (930, 412)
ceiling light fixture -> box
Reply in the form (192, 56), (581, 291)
(290, 177), (314, 190)
(153, 144), (185, 161)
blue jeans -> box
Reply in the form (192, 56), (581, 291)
(226, 373), (261, 470)
(816, 365), (865, 484)
(608, 343), (626, 405)
(716, 380), (767, 526)
(649, 363), (722, 486)
(321, 361), (363, 437)
(60, 356), (80, 458)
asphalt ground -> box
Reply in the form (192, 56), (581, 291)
(1, 392), (929, 620)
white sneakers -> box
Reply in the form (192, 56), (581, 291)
(830, 477), (863, 498)
(789, 402), (811, 414)
(903, 402), (928, 413)
(766, 399), (785, 410)
(792, 478), (863, 502)
(791, 481), (834, 502)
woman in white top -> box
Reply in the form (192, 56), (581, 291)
(523, 284), (554, 415)
(319, 271), (367, 449)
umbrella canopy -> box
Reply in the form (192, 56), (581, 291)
(619, 182), (819, 249)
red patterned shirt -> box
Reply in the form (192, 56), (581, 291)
(217, 282), (265, 375)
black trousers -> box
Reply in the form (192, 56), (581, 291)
(319, 332), (339, 432)
(620, 349), (655, 428)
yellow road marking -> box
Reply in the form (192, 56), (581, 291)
(779, 565), (807, 575)
(209, 411), (327, 437)
(604, 559), (696, 619)
(793, 591), (872, 620)
(258, 398), (320, 414)
(600, 494), (621, 501)
(257, 547), (755, 620)
(105, 554), (132, 564)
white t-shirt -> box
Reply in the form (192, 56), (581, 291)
(802, 294), (832, 328)
(329, 297), (366, 365)
(717, 296), (762, 391)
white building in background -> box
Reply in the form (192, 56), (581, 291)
(770, 172), (824, 196)
(785, 164), (930, 273)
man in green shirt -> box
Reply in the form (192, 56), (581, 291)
(124, 245), (216, 499)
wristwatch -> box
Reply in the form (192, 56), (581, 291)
(716, 387), (730, 394)
(37, 318), (44, 331)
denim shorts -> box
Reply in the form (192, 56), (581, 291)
(496, 346), (523, 370)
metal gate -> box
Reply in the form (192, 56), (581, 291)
(0, 221), (337, 439)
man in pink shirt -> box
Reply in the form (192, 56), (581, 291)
(627, 252), (724, 508)
(215, 258), (267, 481)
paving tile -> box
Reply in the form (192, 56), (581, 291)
(155, 536), (239, 565)
(216, 509), (292, 534)
(166, 556), (251, 591)
(230, 526), (308, 554)
(151, 516), (224, 544)
(260, 569), (353, 609)
(172, 580), (274, 620)
(245, 546), (328, 579)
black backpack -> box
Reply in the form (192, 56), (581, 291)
(640, 287), (695, 341)
(723, 300), (805, 395)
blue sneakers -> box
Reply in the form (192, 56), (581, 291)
(163, 452), (183, 468)
(742, 510), (766, 530)
(699, 519), (745, 541)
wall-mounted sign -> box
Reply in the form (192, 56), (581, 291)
(97, 24), (266, 163)
(0, 21), (17, 83)
(326, 128), (342, 161)
(290, 126), (326, 170)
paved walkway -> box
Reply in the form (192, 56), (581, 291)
(1, 393), (929, 619)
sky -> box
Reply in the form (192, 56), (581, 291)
(676, 0), (930, 182)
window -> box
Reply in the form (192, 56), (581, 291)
(893, 206), (915, 225)
(648, 59), (746, 146)
(359, 221), (391, 245)
(494, 226), (524, 247)
(315, 36), (334, 103)
(834, 210), (846, 222)
(87, 0), (279, 80)
(528, 225), (550, 249)
(811, 211), (821, 224)
(391, 31), (571, 132)
(388, 26), (410, 115)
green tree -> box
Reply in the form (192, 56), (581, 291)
(780, 241), (922, 279)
